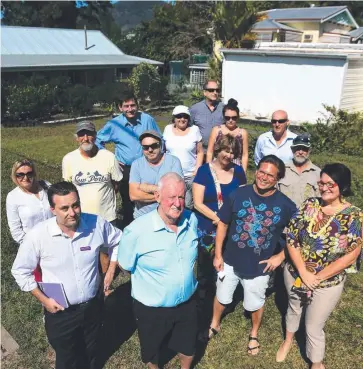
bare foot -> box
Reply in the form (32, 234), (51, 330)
(276, 340), (293, 362)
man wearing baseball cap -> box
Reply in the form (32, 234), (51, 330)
(129, 130), (184, 218)
(278, 133), (321, 207)
(62, 121), (123, 278)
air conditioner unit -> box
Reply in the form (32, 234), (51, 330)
(304, 34), (313, 42)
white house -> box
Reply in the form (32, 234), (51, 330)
(221, 43), (363, 123)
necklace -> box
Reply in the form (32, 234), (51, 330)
(307, 201), (346, 239)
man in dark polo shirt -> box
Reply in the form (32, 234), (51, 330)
(190, 80), (224, 152)
(207, 155), (296, 356)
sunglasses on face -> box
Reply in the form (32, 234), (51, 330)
(174, 114), (189, 120)
(271, 118), (288, 124)
(205, 88), (220, 93)
(224, 115), (238, 121)
(317, 181), (338, 189)
(16, 171), (34, 179)
(142, 142), (160, 151)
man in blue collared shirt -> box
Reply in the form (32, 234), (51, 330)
(96, 94), (161, 227)
(254, 110), (297, 166)
(190, 80), (224, 152)
(118, 173), (198, 369)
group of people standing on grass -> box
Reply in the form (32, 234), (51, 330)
(6, 80), (362, 369)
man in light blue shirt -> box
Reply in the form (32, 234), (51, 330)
(254, 110), (297, 166)
(118, 173), (198, 369)
(95, 94), (161, 227)
(129, 130), (183, 218)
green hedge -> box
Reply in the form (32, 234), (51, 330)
(2, 76), (129, 122)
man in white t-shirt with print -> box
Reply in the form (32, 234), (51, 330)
(62, 121), (123, 277)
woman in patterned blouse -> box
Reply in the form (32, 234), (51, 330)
(276, 163), (362, 369)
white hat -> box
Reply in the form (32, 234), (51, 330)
(172, 105), (190, 116)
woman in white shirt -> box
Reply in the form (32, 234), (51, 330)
(6, 159), (53, 280)
(163, 105), (204, 209)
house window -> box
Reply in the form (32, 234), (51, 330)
(303, 34), (313, 43)
(190, 69), (207, 88)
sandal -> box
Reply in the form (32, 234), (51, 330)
(208, 326), (220, 340)
(247, 335), (260, 356)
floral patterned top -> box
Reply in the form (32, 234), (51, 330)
(286, 197), (363, 288)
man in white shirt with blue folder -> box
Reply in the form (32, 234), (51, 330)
(12, 181), (122, 369)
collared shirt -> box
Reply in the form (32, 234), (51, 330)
(118, 209), (198, 307)
(254, 130), (297, 165)
(95, 112), (161, 165)
(190, 100), (224, 150)
(129, 153), (183, 218)
(62, 149), (123, 221)
(11, 214), (122, 306)
(6, 185), (53, 244)
(278, 160), (321, 208)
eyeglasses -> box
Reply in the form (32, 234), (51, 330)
(205, 88), (220, 93)
(271, 118), (288, 124)
(16, 171), (34, 179)
(174, 114), (189, 120)
(122, 104), (137, 109)
(142, 142), (160, 151)
(317, 181), (338, 189)
(256, 169), (277, 181)
(225, 115), (238, 121)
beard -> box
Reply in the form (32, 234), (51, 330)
(81, 143), (94, 152)
(293, 154), (309, 165)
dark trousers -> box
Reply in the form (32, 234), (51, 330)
(119, 164), (134, 228)
(44, 297), (103, 369)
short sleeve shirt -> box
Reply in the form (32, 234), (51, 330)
(163, 125), (202, 178)
(219, 185), (297, 279)
(129, 153), (184, 218)
(62, 149), (123, 222)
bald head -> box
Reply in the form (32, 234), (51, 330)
(271, 110), (290, 138)
(157, 172), (185, 192)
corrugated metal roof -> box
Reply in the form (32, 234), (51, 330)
(1, 25), (123, 55)
(252, 19), (302, 33)
(349, 27), (363, 39)
(261, 6), (347, 21)
(1, 25), (162, 69)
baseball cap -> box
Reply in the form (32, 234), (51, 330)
(75, 121), (96, 134)
(139, 130), (162, 143)
(172, 105), (190, 116)
(291, 134), (311, 148)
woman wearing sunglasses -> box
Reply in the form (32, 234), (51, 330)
(6, 159), (53, 279)
(163, 105), (204, 209)
(276, 163), (362, 369)
(206, 98), (248, 173)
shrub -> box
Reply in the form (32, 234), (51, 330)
(190, 88), (204, 103)
(128, 63), (166, 106)
(302, 105), (363, 156)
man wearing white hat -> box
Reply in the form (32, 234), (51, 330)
(163, 105), (204, 209)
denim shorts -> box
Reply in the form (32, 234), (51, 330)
(216, 262), (270, 311)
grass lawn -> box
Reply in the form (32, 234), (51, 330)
(1, 115), (362, 369)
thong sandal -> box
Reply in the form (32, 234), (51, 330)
(208, 326), (220, 340)
(247, 335), (260, 356)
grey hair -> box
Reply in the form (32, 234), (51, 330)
(157, 172), (185, 191)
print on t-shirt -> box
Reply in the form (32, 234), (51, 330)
(232, 199), (282, 254)
(75, 170), (109, 185)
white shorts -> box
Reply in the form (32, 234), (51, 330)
(216, 262), (270, 311)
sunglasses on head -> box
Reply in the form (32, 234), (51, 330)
(142, 142), (160, 151)
(225, 115), (238, 121)
(271, 118), (288, 124)
(16, 171), (34, 179)
(205, 88), (220, 93)
(174, 114), (189, 120)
